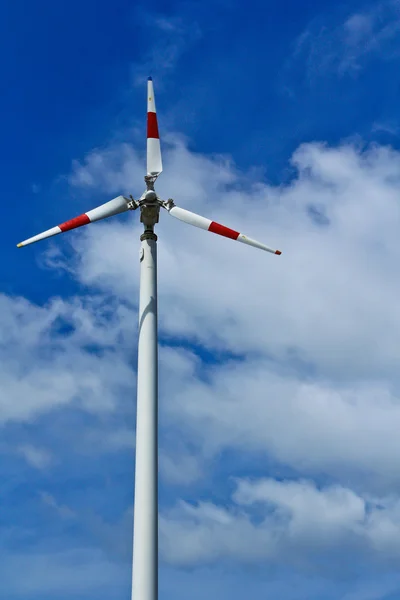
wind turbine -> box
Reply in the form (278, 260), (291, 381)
(17, 77), (282, 600)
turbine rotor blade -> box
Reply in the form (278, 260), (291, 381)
(147, 77), (162, 176)
(167, 205), (282, 255)
(17, 195), (130, 248)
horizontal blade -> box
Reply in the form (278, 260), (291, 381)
(167, 205), (282, 255)
(17, 195), (130, 248)
(147, 77), (162, 176)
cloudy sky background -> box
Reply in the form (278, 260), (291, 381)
(3, 0), (400, 598)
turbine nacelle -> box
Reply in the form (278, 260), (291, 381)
(140, 203), (160, 228)
(139, 186), (159, 228)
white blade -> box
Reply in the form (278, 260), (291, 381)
(147, 77), (162, 176)
(17, 195), (130, 248)
(167, 205), (282, 255)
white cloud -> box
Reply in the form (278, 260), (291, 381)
(54, 136), (400, 501)
(159, 451), (203, 486)
(0, 293), (135, 424)
(14, 131), (400, 579)
(344, 13), (374, 45)
(67, 138), (400, 379)
(159, 566), (400, 600)
(161, 355), (400, 491)
(160, 478), (400, 571)
(18, 445), (52, 469)
(372, 121), (400, 136)
(290, 0), (400, 78)
(130, 9), (202, 84)
(44, 137), (400, 506)
(69, 143), (143, 194)
(40, 492), (76, 519)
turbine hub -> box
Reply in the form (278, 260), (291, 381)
(144, 190), (157, 202)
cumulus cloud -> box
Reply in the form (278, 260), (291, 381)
(66, 138), (400, 381)
(46, 135), (400, 506)
(160, 355), (400, 491)
(13, 132), (400, 579)
(160, 478), (400, 573)
(0, 292), (135, 424)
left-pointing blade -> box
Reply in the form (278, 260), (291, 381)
(167, 205), (282, 255)
(17, 195), (130, 248)
(147, 77), (162, 176)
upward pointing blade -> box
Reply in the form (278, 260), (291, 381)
(167, 205), (282, 255)
(17, 195), (130, 247)
(147, 77), (162, 176)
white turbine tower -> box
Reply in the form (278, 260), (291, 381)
(17, 77), (282, 600)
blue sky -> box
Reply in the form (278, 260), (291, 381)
(4, 0), (400, 598)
